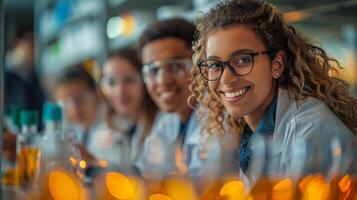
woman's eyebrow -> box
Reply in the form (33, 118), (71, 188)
(206, 55), (221, 60)
(229, 49), (255, 58)
(206, 48), (254, 61)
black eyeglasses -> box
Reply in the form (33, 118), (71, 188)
(198, 51), (272, 81)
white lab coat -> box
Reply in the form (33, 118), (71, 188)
(86, 108), (133, 167)
(241, 88), (354, 189)
(135, 111), (226, 182)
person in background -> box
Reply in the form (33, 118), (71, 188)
(99, 47), (158, 164)
(135, 18), (231, 184)
(190, 0), (357, 187)
(3, 30), (45, 165)
(4, 30), (45, 118)
(53, 65), (131, 166)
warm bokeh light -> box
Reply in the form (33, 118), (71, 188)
(79, 160), (86, 169)
(300, 174), (331, 200)
(284, 11), (311, 23)
(339, 175), (351, 193)
(98, 160), (108, 168)
(299, 175), (315, 191)
(164, 178), (197, 200)
(69, 156), (78, 166)
(106, 172), (136, 199)
(48, 170), (81, 200)
(149, 194), (173, 200)
(121, 14), (135, 37)
(272, 179), (293, 200)
(338, 175), (351, 199)
(219, 180), (245, 197)
(106, 13), (136, 39)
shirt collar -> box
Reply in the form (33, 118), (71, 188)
(255, 95), (278, 134)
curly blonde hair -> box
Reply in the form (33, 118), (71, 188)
(189, 0), (357, 137)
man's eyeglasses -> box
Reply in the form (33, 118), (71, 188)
(142, 58), (192, 84)
(99, 74), (142, 93)
(57, 90), (95, 110)
(198, 51), (272, 81)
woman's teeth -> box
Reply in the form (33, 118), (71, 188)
(224, 87), (249, 98)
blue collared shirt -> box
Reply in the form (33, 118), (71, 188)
(239, 96), (278, 172)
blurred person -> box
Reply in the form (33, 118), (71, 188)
(4, 30), (45, 116)
(190, 0), (357, 187)
(53, 65), (131, 166)
(135, 18), (231, 184)
(100, 47), (158, 163)
(2, 30), (44, 168)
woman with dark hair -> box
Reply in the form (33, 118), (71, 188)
(190, 0), (356, 185)
(99, 47), (158, 164)
(50, 65), (133, 168)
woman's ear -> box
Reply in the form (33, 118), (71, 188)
(271, 51), (286, 79)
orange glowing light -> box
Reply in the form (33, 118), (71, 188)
(69, 156), (78, 166)
(339, 175), (351, 193)
(149, 194), (173, 200)
(301, 175), (331, 200)
(219, 180), (245, 197)
(106, 172), (135, 199)
(48, 171), (81, 200)
(122, 14), (135, 36)
(98, 160), (108, 168)
(299, 175), (317, 191)
(165, 178), (197, 200)
(273, 179), (293, 191)
(272, 179), (293, 200)
(284, 11), (309, 23)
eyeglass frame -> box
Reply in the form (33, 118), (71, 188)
(141, 58), (192, 84)
(56, 89), (96, 110)
(99, 74), (143, 90)
(198, 51), (273, 81)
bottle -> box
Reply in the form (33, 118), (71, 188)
(1, 110), (39, 185)
(1, 107), (20, 184)
(17, 110), (40, 185)
(38, 102), (73, 173)
(5, 106), (20, 133)
(36, 102), (83, 200)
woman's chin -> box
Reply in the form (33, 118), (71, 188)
(227, 108), (246, 120)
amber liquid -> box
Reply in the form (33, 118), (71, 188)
(2, 147), (39, 185)
(2, 167), (21, 185)
(18, 147), (40, 184)
(249, 177), (294, 200)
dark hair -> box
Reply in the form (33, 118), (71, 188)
(55, 65), (96, 90)
(16, 28), (33, 40)
(108, 47), (142, 73)
(137, 18), (196, 55)
(104, 47), (158, 136)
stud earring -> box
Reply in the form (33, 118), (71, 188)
(274, 72), (279, 77)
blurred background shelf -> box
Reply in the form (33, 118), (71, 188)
(2, 0), (357, 92)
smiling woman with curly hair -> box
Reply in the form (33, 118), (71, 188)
(189, 0), (357, 179)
